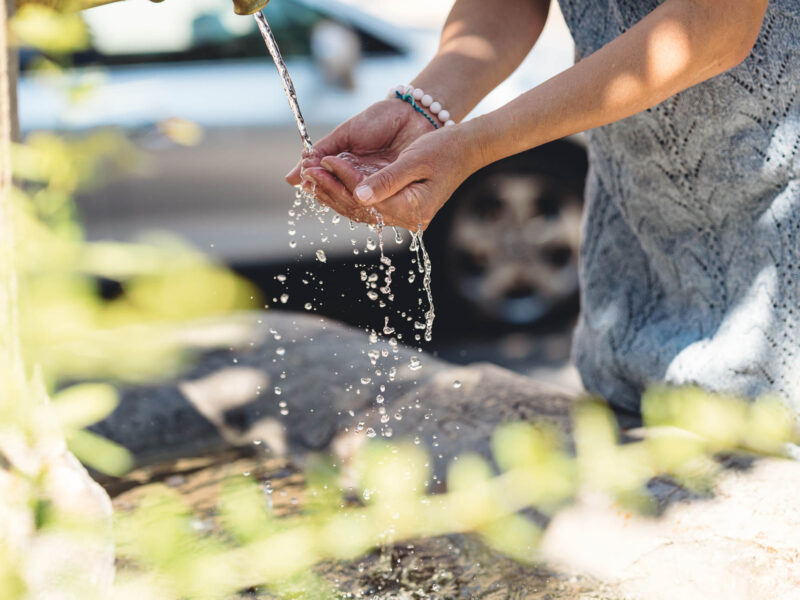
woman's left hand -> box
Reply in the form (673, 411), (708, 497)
(306, 124), (481, 231)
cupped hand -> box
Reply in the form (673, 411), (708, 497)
(314, 123), (479, 231)
(285, 98), (434, 217)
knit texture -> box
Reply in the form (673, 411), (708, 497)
(557, 0), (800, 412)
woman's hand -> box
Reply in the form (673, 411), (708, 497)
(285, 98), (435, 218)
(312, 124), (481, 231)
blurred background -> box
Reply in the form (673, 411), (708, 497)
(18, 0), (586, 390)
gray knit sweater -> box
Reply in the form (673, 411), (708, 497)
(558, 0), (800, 412)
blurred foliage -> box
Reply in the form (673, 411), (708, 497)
(11, 126), (259, 384)
(109, 391), (797, 599)
(2, 5), (800, 600)
(11, 4), (89, 54)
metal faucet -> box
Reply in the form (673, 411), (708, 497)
(17, 0), (271, 15)
(231, 0), (271, 15)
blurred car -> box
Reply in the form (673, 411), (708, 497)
(18, 0), (586, 329)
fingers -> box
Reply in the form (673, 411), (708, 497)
(320, 155), (367, 192)
(302, 167), (351, 216)
(353, 154), (422, 206)
(302, 167), (376, 225)
(285, 123), (351, 185)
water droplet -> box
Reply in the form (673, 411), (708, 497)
(276, 274), (287, 282)
(316, 249), (327, 263)
(274, 386), (282, 395)
(360, 377), (372, 385)
(276, 347), (286, 356)
(383, 317), (395, 336)
(332, 214), (341, 224)
(376, 394), (384, 404)
(409, 357), (422, 371)
(304, 302), (313, 311)
(453, 380), (462, 389)
(280, 294), (289, 304)
(289, 240), (297, 249)
(366, 428), (377, 438)
(367, 291), (378, 301)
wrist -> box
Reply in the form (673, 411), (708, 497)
(391, 85), (456, 129)
(456, 116), (497, 172)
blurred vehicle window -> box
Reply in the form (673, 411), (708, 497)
(22, 0), (401, 72)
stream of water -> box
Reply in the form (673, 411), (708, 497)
(254, 11), (313, 153)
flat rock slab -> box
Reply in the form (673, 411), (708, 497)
(95, 311), (800, 600)
(93, 311), (575, 480)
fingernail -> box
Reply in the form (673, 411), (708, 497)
(355, 184), (373, 203)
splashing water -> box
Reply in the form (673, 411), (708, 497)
(372, 210), (396, 299)
(254, 11), (313, 153)
(410, 226), (435, 342)
(253, 15), (439, 440)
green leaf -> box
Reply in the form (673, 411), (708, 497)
(66, 428), (133, 476)
(52, 382), (119, 430)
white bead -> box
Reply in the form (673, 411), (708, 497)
(395, 84), (405, 93)
(444, 119), (455, 127)
(421, 94), (433, 107)
(404, 85), (415, 95)
(413, 88), (424, 100)
(438, 109), (450, 122)
(429, 101), (442, 115)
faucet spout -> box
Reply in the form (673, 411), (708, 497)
(231, 0), (270, 15)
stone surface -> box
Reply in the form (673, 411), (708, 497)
(95, 311), (800, 599)
(110, 449), (618, 600)
(94, 312), (575, 480)
(540, 458), (800, 600)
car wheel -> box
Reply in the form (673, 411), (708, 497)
(427, 139), (588, 331)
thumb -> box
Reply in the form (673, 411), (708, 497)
(354, 155), (420, 206)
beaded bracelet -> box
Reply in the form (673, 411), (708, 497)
(394, 91), (439, 129)
(390, 84), (456, 128)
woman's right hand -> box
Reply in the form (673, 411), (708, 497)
(285, 97), (436, 218)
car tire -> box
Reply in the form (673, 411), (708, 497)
(425, 138), (588, 334)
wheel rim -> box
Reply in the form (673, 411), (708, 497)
(445, 172), (583, 325)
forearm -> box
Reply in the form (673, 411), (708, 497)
(410, 0), (550, 123)
(466, 0), (767, 166)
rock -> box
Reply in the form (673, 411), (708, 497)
(93, 311), (451, 465)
